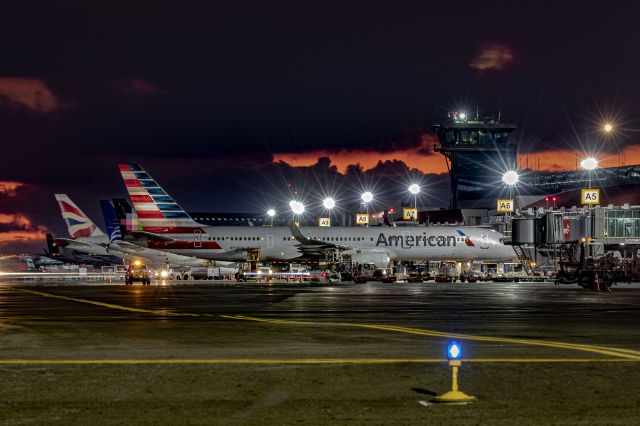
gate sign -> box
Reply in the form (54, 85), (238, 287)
(356, 214), (369, 225)
(402, 207), (417, 221)
(318, 217), (331, 227)
(497, 199), (514, 213)
(581, 188), (600, 205)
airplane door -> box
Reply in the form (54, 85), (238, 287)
(480, 233), (489, 249)
(194, 230), (202, 248)
(267, 235), (274, 249)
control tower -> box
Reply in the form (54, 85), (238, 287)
(432, 112), (517, 209)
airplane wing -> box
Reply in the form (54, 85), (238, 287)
(127, 231), (177, 243)
(54, 238), (93, 248)
(110, 240), (147, 252)
(288, 222), (350, 256)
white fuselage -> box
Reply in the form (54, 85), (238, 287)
(59, 236), (212, 267)
(137, 225), (516, 262)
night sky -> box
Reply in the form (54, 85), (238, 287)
(2, 1), (640, 253)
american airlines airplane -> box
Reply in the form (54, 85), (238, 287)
(118, 163), (517, 263)
(53, 194), (228, 268)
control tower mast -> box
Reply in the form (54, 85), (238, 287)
(432, 112), (517, 209)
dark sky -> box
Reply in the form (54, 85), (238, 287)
(2, 1), (640, 253)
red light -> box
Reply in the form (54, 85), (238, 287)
(544, 197), (549, 202)
(552, 197), (557, 202)
(371, 214), (376, 218)
(389, 208), (395, 213)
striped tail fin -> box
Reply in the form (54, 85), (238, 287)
(99, 200), (122, 243)
(54, 194), (106, 238)
(118, 164), (200, 231)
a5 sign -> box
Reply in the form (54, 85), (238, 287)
(356, 214), (369, 225)
(581, 188), (600, 205)
(497, 199), (514, 213)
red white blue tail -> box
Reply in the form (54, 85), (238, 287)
(54, 194), (106, 239)
(118, 164), (200, 232)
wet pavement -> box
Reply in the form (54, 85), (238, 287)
(1, 280), (639, 424)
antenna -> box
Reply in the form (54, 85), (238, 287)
(476, 105), (479, 121)
(498, 100), (502, 122)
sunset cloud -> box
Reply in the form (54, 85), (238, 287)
(273, 134), (448, 174)
(0, 213), (32, 228)
(0, 181), (27, 196)
(0, 78), (60, 113)
(0, 229), (47, 246)
(275, 143), (640, 176)
(469, 43), (514, 71)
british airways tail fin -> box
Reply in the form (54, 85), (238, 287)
(54, 194), (106, 238)
(117, 164), (200, 231)
(99, 200), (122, 243)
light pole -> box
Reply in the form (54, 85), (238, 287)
(323, 197), (336, 226)
(408, 184), (420, 209)
(502, 170), (519, 201)
(361, 191), (373, 219)
(580, 157), (598, 188)
(266, 208), (275, 226)
(289, 200), (304, 222)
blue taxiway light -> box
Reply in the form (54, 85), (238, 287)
(447, 340), (462, 360)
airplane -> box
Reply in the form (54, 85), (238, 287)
(52, 194), (224, 268)
(44, 233), (121, 267)
(118, 163), (517, 264)
(106, 198), (238, 275)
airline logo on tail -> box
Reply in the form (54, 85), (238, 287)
(99, 200), (122, 243)
(118, 164), (200, 232)
(55, 194), (105, 239)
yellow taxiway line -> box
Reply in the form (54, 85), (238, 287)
(13, 288), (640, 361)
(223, 315), (640, 360)
(0, 358), (639, 365)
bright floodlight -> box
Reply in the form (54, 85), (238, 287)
(266, 209), (276, 217)
(459, 112), (466, 120)
(322, 197), (336, 210)
(361, 191), (373, 203)
(581, 157), (598, 170)
(603, 123), (613, 133)
(289, 200), (304, 215)
(502, 170), (519, 186)
(408, 184), (421, 195)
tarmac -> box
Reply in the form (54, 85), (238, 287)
(1, 280), (640, 425)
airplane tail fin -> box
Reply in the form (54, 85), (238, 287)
(99, 200), (122, 243)
(112, 198), (143, 235)
(45, 233), (59, 255)
(118, 164), (200, 231)
(54, 194), (106, 238)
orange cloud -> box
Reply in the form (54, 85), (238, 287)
(0, 229), (47, 246)
(0, 77), (60, 113)
(0, 181), (27, 196)
(274, 134), (449, 174)
(519, 145), (640, 172)
(276, 143), (640, 176)
(0, 213), (32, 228)
(470, 43), (514, 71)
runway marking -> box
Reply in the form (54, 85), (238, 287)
(223, 315), (640, 360)
(0, 358), (638, 365)
(15, 288), (640, 361)
(14, 288), (199, 317)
